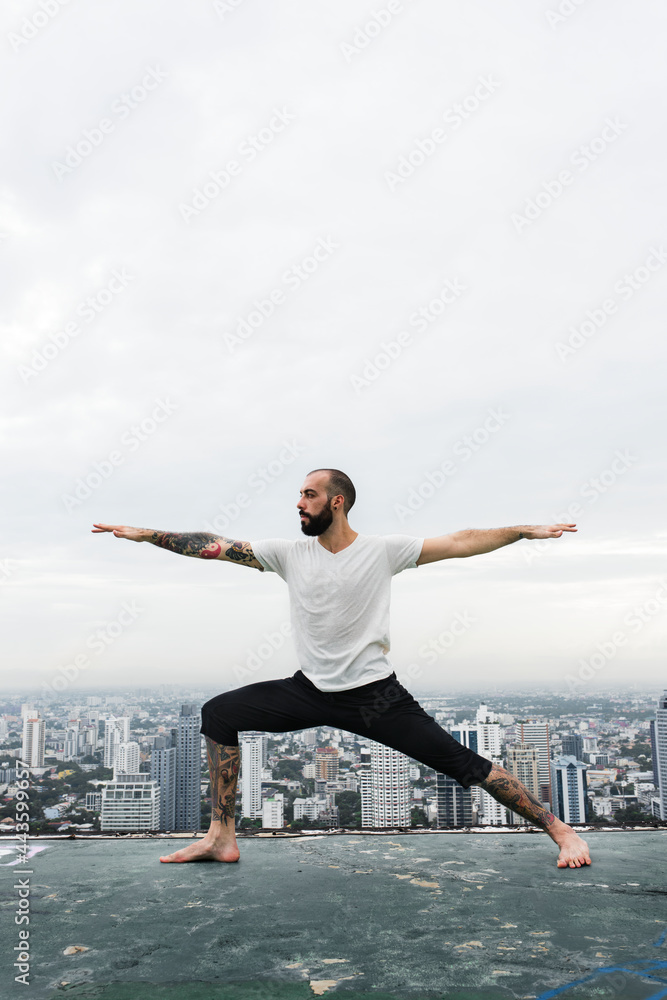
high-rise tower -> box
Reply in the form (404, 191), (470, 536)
(655, 691), (667, 820)
(360, 741), (411, 828)
(175, 704), (201, 831)
(240, 732), (264, 819)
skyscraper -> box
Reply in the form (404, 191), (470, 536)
(654, 691), (667, 820)
(114, 741), (140, 776)
(151, 735), (176, 832)
(360, 741), (411, 828)
(456, 714), (504, 826)
(262, 793), (284, 828)
(518, 722), (552, 805)
(175, 704), (201, 832)
(436, 774), (473, 827)
(63, 724), (79, 762)
(100, 772), (160, 831)
(451, 724), (478, 753)
(315, 746), (339, 780)
(476, 705), (503, 758)
(103, 716), (130, 769)
(506, 743), (540, 825)
(240, 732), (264, 819)
(561, 733), (584, 760)
(358, 746), (373, 828)
(650, 719), (659, 787)
(551, 756), (588, 824)
(21, 714), (45, 769)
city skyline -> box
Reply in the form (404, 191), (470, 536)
(3, 686), (662, 834)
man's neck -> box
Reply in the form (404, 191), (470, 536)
(316, 523), (358, 554)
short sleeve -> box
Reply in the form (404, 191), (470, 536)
(383, 534), (424, 575)
(251, 538), (295, 580)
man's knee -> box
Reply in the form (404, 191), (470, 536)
(200, 691), (238, 737)
(202, 690), (236, 716)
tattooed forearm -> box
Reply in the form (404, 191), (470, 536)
(205, 738), (240, 826)
(145, 531), (261, 567)
(480, 766), (556, 829)
(146, 531), (222, 558)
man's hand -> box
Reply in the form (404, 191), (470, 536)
(417, 523), (578, 563)
(92, 523), (264, 569)
(520, 524), (577, 539)
(92, 523), (147, 541)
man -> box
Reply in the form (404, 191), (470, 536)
(92, 467), (591, 869)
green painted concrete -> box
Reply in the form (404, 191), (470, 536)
(2, 832), (667, 999)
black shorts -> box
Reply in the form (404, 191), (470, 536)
(200, 670), (492, 789)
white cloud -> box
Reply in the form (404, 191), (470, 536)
(2, 0), (666, 693)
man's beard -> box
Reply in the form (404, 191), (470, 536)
(300, 504), (334, 536)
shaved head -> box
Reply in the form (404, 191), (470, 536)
(307, 469), (356, 515)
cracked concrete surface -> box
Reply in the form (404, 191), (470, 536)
(1, 831), (666, 999)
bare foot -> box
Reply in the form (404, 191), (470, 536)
(555, 830), (591, 868)
(159, 837), (240, 864)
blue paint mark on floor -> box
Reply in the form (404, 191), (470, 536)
(535, 959), (667, 999)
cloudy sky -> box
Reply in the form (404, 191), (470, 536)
(2, 0), (666, 699)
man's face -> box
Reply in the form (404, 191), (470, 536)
(297, 474), (334, 536)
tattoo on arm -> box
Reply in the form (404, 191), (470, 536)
(221, 538), (256, 563)
(205, 738), (240, 826)
(146, 531), (260, 567)
(480, 768), (556, 829)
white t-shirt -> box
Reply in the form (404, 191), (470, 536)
(252, 534), (423, 692)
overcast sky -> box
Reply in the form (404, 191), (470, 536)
(2, 0), (666, 700)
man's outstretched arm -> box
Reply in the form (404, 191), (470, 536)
(416, 523), (577, 564)
(91, 523), (264, 570)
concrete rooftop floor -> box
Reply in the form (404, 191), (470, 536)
(2, 831), (667, 999)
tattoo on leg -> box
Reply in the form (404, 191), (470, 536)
(205, 737), (240, 826)
(480, 766), (556, 829)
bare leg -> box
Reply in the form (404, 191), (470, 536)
(478, 764), (591, 869)
(159, 738), (241, 863)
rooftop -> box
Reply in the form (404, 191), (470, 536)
(2, 831), (667, 999)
